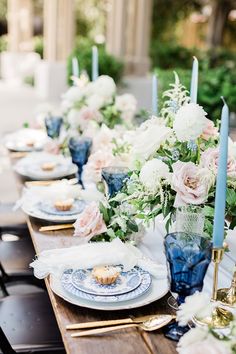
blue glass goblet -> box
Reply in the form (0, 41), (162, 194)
(45, 116), (63, 139)
(68, 137), (92, 187)
(101, 166), (129, 198)
(163, 232), (212, 341)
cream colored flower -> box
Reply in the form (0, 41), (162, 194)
(140, 159), (170, 193)
(173, 103), (208, 141)
(177, 292), (213, 326)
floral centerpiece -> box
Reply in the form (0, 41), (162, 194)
(112, 74), (236, 239)
(72, 73), (236, 245)
(61, 75), (137, 132)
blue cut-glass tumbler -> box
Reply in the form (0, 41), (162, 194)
(68, 137), (92, 187)
(45, 116), (63, 139)
(101, 166), (129, 198)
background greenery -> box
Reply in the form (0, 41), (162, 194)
(67, 38), (124, 84)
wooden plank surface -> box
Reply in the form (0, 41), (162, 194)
(4, 161), (177, 354)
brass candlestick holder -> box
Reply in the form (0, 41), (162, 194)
(194, 248), (234, 328)
(216, 266), (236, 307)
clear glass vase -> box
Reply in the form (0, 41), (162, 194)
(175, 206), (205, 236)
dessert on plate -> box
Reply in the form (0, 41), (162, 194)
(41, 162), (56, 171)
(92, 266), (120, 285)
(54, 198), (74, 211)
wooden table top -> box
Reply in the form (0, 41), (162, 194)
(6, 162), (177, 354)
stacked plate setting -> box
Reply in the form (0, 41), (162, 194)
(61, 267), (152, 303)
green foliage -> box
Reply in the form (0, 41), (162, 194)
(67, 38), (124, 85)
(150, 42), (198, 70)
(0, 35), (7, 52)
(155, 66), (236, 122)
(33, 36), (43, 58)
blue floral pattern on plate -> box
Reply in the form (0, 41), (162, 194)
(37, 200), (86, 216)
(61, 268), (152, 303)
(71, 267), (141, 296)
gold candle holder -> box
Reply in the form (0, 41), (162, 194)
(194, 248), (234, 328)
(216, 268), (236, 307)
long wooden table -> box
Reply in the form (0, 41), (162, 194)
(4, 160), (177, 354)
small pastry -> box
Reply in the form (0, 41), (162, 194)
(41, 162), (56, 171)
(92, 266), (120, 285)
(54, 198), (74, 211)
(26, 140), (35, 147)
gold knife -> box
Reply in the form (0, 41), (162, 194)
(66, 314), (168, 330)
(25, 178), (78, 188)
(39, 224), (74, 232)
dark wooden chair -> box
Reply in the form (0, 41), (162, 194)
(0, 277), (65, 354)
(0, 224), (45, 290)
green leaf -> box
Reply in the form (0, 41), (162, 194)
(203, 205), (215, 217)
(99, 202), (110, 224)
(127, 220), (139, 233)
(226, 189), (236, 207)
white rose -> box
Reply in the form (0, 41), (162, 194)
(130, 117), (172, 161)
(92, 75), (116, 99)
(86, 94), (106, 110)
(62, 86), (84, 103)
(173, 103), (208, 142)
(115, 94), (137, 121)
(177, 292), (213, 326)
(83, 149), (116, 183)
(67, 109), (81, 128)
(140, 159), (170, 193)
(178, 332), (231, 354)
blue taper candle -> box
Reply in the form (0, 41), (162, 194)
(212, 99), (229, 248)
(72, 57), (79, 78)
(92, 46), (99, 81)
(190, 57), (198, 104)
(152, 74), (158, 115)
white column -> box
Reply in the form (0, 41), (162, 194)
(106, 0), (153, 76)
(43, 0), (75, 61)
(7, 0), (33, 52)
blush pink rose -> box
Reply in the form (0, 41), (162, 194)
(73, 202), (107, 242)
(44, 140), (60, 155)
(201, 147), (236, 179)
(172, 161), (213, 207)
(83, 149), (115, 183)
(78, 107), (102, 130)
(201, 119), (218, 140)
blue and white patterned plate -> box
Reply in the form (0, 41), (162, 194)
(61, 268), (152, 303)
(71, 267), (141, 296)
(37, 200), (86, 216)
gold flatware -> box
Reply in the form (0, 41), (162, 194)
(71, 315), (175, 337)
(25, 178), (78, 188)
(10, 151), (28, 158)
(66, 314), (166, 330)
(39, 224), (74, 232)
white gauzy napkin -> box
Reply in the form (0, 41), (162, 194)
(30, 238), (167, 280)
(14, 180), (82, 210)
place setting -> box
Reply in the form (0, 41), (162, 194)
(4, 128), (48, 152)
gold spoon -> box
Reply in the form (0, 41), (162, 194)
(71, 315), (175, 337)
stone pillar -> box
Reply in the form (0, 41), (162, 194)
(106, 0), (153, 76)
(43, 0), (75, 61)
(7, 0), (33, 52)
(35, 0), (75, 101)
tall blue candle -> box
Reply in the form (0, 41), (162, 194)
(212, 100), (229, 248)
(72, 57), (79, 78)
(152, 74), (158, 115)
(190, 56), (198, 104)
(92, 46), (99, 81)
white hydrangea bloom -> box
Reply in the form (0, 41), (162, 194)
(173, 103), (208, 142)
(140, 159), (170, 193)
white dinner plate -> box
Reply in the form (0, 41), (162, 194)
(50, 272), (169, 310)
(14, 152), (78, 180)
(5, 129), (47, 152)
(21, 200), (83, 223)
(61, 268), (151, 302)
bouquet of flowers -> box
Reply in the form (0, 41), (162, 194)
(61, 75), (137, 132)
(112, 73), (236, 239)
